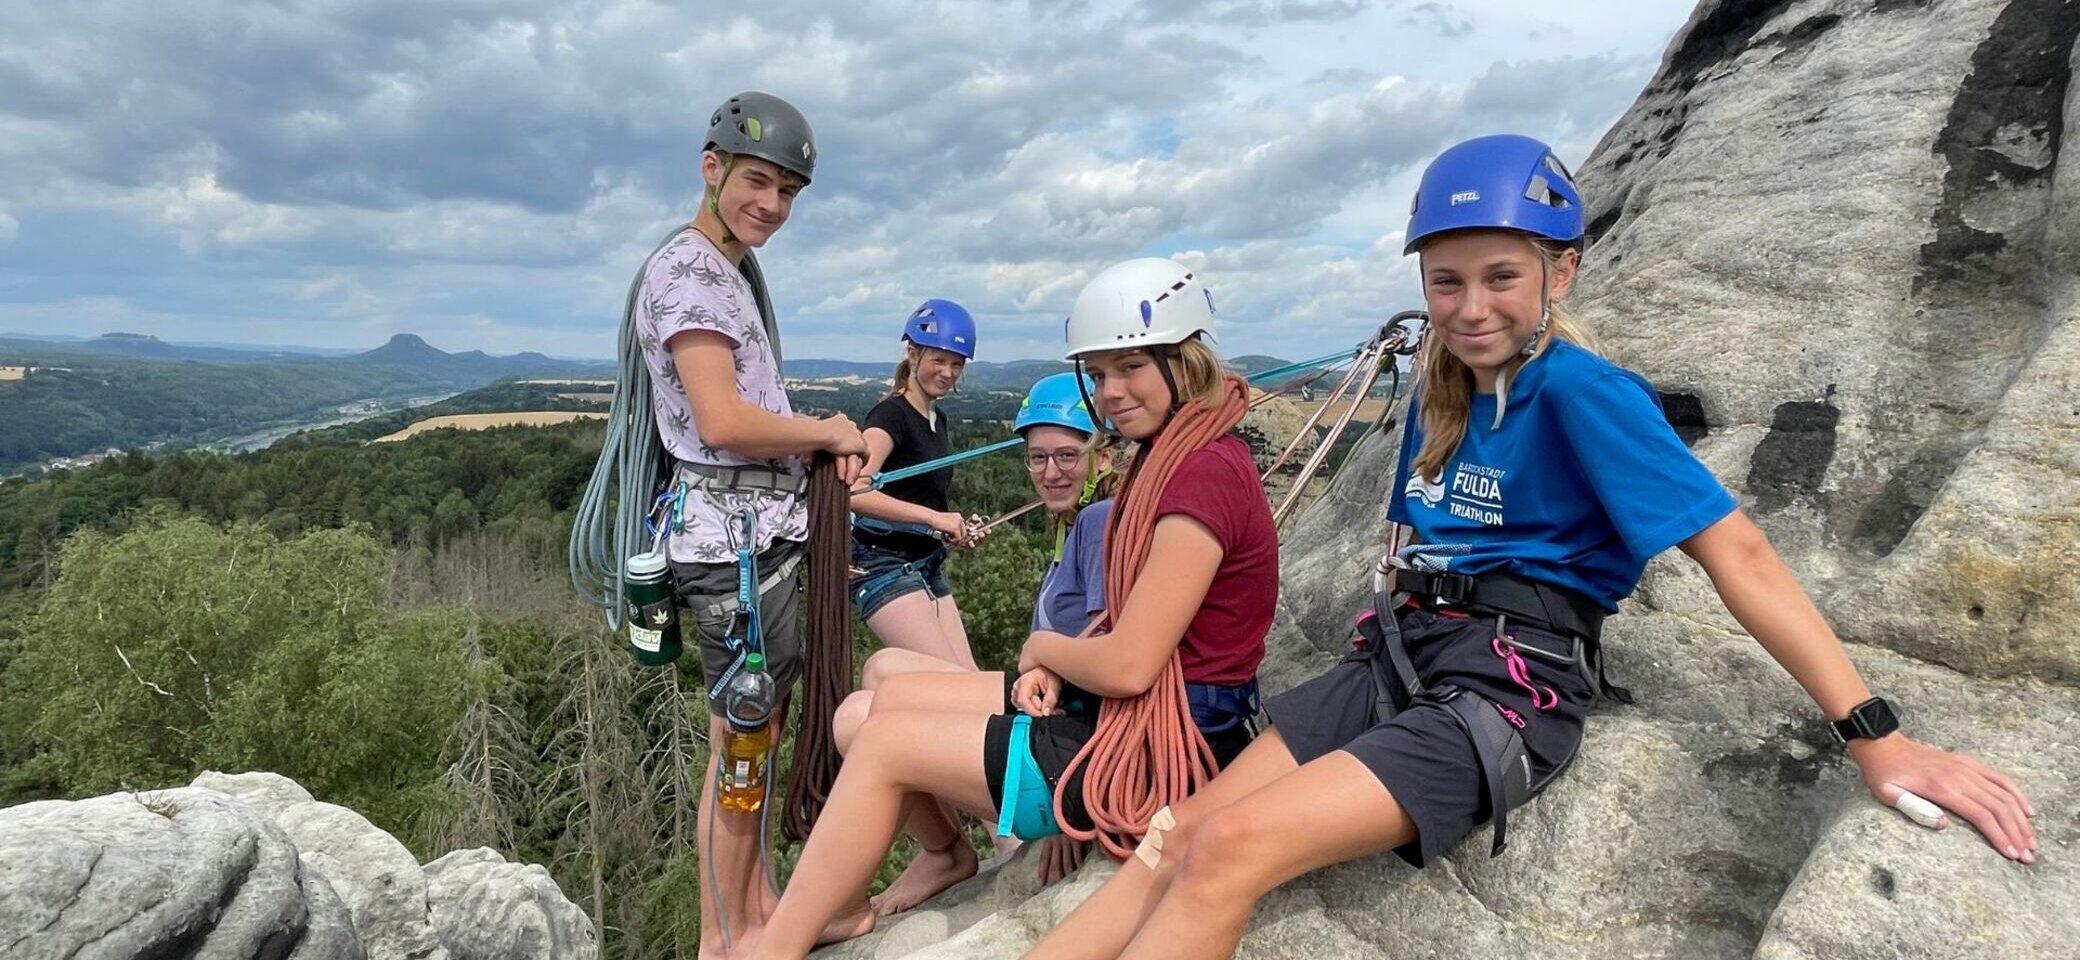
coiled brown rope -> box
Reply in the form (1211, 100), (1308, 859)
(781, 453), (854, 841)
(1054, 374), (1252, 861)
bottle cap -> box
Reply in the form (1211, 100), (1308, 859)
(746, 652), (765, 673)
(625, 550), (668, 578)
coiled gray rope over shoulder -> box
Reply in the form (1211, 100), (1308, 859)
(568, 225), (783, 629)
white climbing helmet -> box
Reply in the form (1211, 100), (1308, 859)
(1062, 258), (1220, 360)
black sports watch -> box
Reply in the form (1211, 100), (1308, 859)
(1829, 697), (1901, 744)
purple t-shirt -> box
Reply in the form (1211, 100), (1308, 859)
(637, 227), (809, 563)
(1031, 498), (1112, 635)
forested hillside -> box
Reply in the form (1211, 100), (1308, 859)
(0, 404), (1057, 958)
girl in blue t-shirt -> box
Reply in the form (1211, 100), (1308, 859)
(1020, 135), (2037, 960)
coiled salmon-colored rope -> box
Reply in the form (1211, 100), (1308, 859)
(1053, 374), (1251, 861)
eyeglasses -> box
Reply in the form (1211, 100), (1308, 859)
(1024, 450), (1087, 473)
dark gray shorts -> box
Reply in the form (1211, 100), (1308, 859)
(669, 539), (806, 694)
(1264, 607), (1590, 867)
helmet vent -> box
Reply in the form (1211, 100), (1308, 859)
(1525, 175), (1572, 210)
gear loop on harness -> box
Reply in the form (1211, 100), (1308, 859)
(1356, 590), (1559, 857)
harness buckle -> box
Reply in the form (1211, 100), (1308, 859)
(1429, 572), (1474, 606)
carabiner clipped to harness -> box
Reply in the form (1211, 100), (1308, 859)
(708, 508), (766, 699)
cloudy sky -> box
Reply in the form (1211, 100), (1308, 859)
(0, 0), (1697, 362)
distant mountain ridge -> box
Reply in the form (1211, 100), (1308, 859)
(786, 353), (1292, 391)
(3, 332), (1294, 379)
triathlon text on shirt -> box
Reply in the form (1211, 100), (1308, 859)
(1447, 462), (1506, 526)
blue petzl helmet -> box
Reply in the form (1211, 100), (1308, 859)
(1014, 372), (1098, 437)
(1404, 135), (1584, 255)
(902, 299), (977, 359)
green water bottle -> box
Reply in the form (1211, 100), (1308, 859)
(624, 551), (681, 666)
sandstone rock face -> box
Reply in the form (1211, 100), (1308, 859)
(815, 2), (2080, 957)
(183, 772), (450, 960)
(0, 788), (365, 960)
(274, 802), (449, 960)
(1571, 0), (2080, 682)
(422, 848), (599, 960)
(0, 775), (595, 960)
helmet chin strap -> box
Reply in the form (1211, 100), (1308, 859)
(706, 154), (740, 247)
(1492, 268), (1554, 429)
(1520, 303), (1550, 358)
(1156, 348), (1184, 413)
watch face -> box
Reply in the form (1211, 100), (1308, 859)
(1835, 698), (1899, 741)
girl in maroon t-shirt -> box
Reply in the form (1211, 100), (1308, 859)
(745, 260), (1276, 959)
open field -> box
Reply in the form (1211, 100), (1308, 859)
(373, 411), (607, 443)
(0, 367), (25, 381)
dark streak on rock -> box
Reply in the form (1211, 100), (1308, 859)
(1658, 392), (1711, 446)
(1856, 0), (2080, 556)
(1747, 397), (1839, 515)
(1914, 0), (2080, 294)
(1660, 0), (1803, 95)
(1702, 723), (1837, 788)
(1585, 205), (1623, 248)
(1849, 440), (1973, 557)
(1759, 13), (1842, 63)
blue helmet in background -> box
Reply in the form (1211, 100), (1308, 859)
(1403, 134), (1584, 255)
(1014, 372), (1098, 437)
(902, 299), (978, 359)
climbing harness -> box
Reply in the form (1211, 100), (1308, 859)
(1392, 566), (1630, 704)
(1184, 679), (1261, 735)
(1354, 586), (1574, 858)
(1356, 547), (1636, 857)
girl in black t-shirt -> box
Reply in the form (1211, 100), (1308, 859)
(849, 299), (985, 669)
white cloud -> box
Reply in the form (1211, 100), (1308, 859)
(0, 0), (1696, 359)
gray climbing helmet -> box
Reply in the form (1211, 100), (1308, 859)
(705, 91), (817, 184)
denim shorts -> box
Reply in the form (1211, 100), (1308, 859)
(848, 541), (952, 619)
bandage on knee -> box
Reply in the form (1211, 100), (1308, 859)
(1134, 805), (1178, 870)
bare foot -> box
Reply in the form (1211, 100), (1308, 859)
(815, 906), (876, 946)
(868, 840), (979, 917)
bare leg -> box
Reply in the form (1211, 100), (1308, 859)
(866, 589), (975, 669)
(697, 714), (772, 960)
(929, 591), (979, 670)
(746, 710), (999, 960)
(865, 664), (1017, 863)
(868, 792), (979, 917)
(835, 649), (979, 755)
(1116, 751), (1414, 960)
(1022, 728), (1300, 960)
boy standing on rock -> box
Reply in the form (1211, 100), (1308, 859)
(632, 91), (865, 959)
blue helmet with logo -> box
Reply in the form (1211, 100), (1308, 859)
(1014, 372), (1098, 437)
(902, 299), (977, 359)
(1403, 134), (1584, 255)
